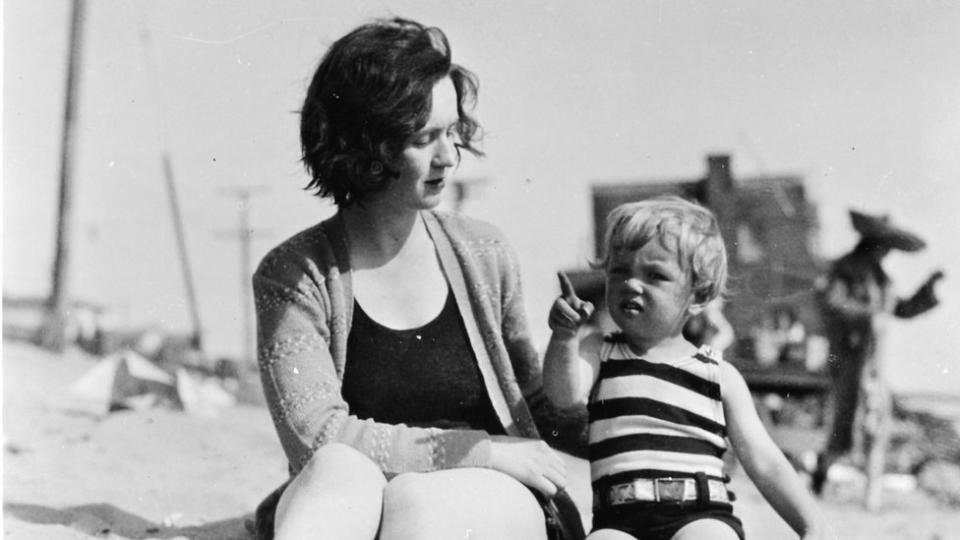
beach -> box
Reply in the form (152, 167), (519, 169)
(4, 339), (959, 539)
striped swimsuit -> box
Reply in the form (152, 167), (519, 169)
(589, 333), (729, 486)
(588, 333), (744, 538)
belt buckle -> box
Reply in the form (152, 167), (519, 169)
(654, 477), (687, 501)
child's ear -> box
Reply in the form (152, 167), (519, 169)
(687, 301), (707, 317)
(687, 291), (709, 316)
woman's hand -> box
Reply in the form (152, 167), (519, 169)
(488, 435), (567, 497)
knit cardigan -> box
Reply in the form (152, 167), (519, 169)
(254, 210), (575, 476)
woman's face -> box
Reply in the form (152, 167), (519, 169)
(379, 76), (461, 212)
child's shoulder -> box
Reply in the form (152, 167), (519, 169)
(693, 346), (748, 391)
(692, 344), (723, 365)
(589, 332), (626, 363)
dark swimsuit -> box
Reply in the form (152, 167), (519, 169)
(253, 288), (583, 540)
(341, 287), (503, 434)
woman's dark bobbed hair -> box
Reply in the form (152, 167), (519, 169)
(300, 17), (482, 207)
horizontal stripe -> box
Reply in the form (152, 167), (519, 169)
(589, 397), (724, 435)
(599, 356), (720, 400)
(591, 450), (725, 482)
(589, 415), (727, 450)
(592, 376), (724, 422)
(590, 433), (725, 462)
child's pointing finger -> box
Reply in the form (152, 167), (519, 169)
(557, 271), (577, 301)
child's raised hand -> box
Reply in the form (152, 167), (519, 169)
(549, 271), (595, 335)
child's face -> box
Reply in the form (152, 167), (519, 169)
(605, 238), (699, 349)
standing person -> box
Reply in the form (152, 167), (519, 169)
(251, 17), (585, 540)
(812, 210), (943, 504)
(544, 196), (826, 539)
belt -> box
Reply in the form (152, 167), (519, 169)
(595, 477), (730, 507)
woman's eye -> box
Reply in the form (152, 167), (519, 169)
(411, 136), (431, 147)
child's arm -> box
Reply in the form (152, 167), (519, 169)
(543, 272), (602, 409)
(720, 362), (830, 539)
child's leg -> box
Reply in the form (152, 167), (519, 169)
(672, 518), (740, 540)
(586, 529), (637, 539)
(380, 467), (546, 540)
(274, 443), (386, 540)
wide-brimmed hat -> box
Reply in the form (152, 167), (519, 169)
(850, 210), (926, 251)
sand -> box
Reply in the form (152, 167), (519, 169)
(4, 339), (959, 539)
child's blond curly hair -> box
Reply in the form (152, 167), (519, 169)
(594, 195), (728, 304)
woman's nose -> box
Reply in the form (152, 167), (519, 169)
(433, 135), (458, 168)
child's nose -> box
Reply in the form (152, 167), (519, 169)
(624, 277), (645, 292)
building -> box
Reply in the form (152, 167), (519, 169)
(571, 154), (827, 370)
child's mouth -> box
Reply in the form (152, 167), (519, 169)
(620, 299), (643, 315)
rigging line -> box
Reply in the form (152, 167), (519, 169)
(137, 7), (205, 349)
(172, 17), (324, 45)
(737, 129), (796, 218)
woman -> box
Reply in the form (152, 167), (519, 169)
(252, 17), (585, 539)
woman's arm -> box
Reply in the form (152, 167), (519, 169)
(720, 361), (828, 539)
(254, 263), (490, 477)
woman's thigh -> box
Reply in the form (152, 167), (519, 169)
(380, 467), (547, 540)
(586, 528), (637, 540)
(672, 518), (740, 540)
(274, 443), (386, 540)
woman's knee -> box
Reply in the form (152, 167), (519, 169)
(586, 529), (636, 540)
(296, 442), (386, 493)
(673, 518), (740, 539)
(274, 444), (386, 539)
(381, 468), (546, 540)
(383, 467), (539, 513)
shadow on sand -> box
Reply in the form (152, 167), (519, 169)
(4, 501), (255, 540)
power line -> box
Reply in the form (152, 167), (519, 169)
(139, 15), (204, 350)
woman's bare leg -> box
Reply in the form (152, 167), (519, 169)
(274, 443), (386, 540)
(672, 518), (739, 539)
(586, 529), (637, 539)
(380, 468), (547, 540)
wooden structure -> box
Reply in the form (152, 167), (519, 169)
(569, 154), (830, 398)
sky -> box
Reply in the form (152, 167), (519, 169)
(4, 1), (960, 395)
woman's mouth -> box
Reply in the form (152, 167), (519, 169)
(425, 177), (445, 188)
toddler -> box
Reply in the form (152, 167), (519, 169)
(544, 196), (826, 540)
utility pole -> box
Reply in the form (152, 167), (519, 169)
(41, 0), (88, 352)
(216, 187), (270, 368)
